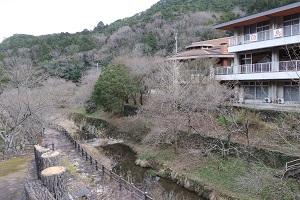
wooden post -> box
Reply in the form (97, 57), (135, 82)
(41, 151), (60, 172)
(34, 145), (51, 179)
(41, 166), (68, 200)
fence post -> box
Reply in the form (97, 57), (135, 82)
(144, 192), (148, 200)
(85, 152), (88, 161)
(90, 156), (93, 165)
(131, 183), (134, 199)
(119, 176), (122, 191)
(81, 148), (84, 156)
(95, 161), (98, 170)
(102, 165), (105, 177)
(110, 170), (112, 181)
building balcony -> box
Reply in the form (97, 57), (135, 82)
(228, 24), (300, 52)
(215, 60), (300, 80)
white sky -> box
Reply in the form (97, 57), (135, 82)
(0, 0), (159, 42)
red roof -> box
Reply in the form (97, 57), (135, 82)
(167, 37), (233, 61)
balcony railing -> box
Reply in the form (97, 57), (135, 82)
(215, 66), (233, 75)
(279, 60), (300, 71)
(238, 62), (272, 74)
(229, 24), (300, 47)
(215, 60), (300, 75)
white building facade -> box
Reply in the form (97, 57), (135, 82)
(215, 2), (300, 104)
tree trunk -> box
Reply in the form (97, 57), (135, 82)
(34, 145), (51, 179)
(132, 94), (137, 105)
(173, 133), (178, 154)
(41, 166), (68, 200)
(125, 97), (129, 104)
(41, 151), (61, 172)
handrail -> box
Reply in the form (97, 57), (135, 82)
(49, 123), (153, 200)
(215, 60), (300, 75)
(229, 23), (300, 47)
(282, 158), (300, 179)
(285, 158), (300, 172)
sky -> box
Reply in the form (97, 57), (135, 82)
(0, 0), (159, 42)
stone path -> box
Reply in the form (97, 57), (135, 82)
(41, 128), (106, 199)
(40, 128), (135, 199)
(0, 128), (140, 200)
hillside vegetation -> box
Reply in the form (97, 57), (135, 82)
(0, 0), (298, 82)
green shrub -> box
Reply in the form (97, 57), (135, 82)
(146, 169), (158, 175)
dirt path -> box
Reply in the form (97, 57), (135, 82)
(41, 128), (135, 199)
(41, 128), (103, 199)
(0, 125), (134, 200)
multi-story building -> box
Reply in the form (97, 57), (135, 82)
(167, 37), (234, 81)
(215, 2), (300, 104)
(167, 37), (234, 66)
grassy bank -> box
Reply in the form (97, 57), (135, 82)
(72, 108), (300, 199)
(0, 156), (33, 177)
(128, 143), (300, 199)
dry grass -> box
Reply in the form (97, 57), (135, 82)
(57, 119), (78, 135)
(0, 156), (33, 177)
(99, 138), (109, 146)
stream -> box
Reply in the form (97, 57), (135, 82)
(102, 143), (204, 200)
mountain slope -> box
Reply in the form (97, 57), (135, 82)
(0, 0), (298, 82)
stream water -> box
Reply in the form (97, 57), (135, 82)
(102, 143), (204, 200)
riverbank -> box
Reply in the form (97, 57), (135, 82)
(109, 140), (299, 199)
(69, 111), (300, 199)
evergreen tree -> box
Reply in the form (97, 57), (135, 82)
(92, 64), (139, 115)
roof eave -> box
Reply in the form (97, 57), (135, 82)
(167, 54), (234, 61)
(214, 2), (300, 30)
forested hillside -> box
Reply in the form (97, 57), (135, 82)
(0, 0), (298, 82)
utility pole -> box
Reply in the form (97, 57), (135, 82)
(173, 31), (179, 96)
(173, 31), (179, 154)
(175, 32), (178, 54)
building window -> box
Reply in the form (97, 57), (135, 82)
(240, 54), (252, 65)
(257, 21), (270, 41)
(284, 81), (300, 101)
(240, 54), (252, 73)
(244, 82), (269, 100)
(284, 13), (300, 37)
(244, 20), (270, 42)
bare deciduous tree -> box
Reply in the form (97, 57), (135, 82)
(0, 56), (76, 152)
(138, 58), (231, 153)
(72, 68), (101, 106)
